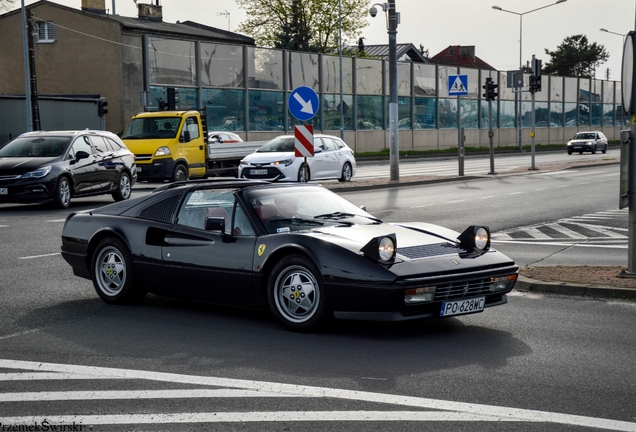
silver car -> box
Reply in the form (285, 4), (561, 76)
(567, 131), (608, 155)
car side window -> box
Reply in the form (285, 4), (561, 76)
(322, 138), (337, 151)
(66, 136), (93, 160)
(105, 137), (123, 150)
(183, 117), (200, 140)
(176, 189), (254, 236)
(314, 138), (326, 152)
(89, 136), (109, 153)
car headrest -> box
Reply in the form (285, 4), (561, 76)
(257, 205), (277, 222)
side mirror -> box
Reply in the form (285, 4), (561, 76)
(75, 150), (90, 160)
(204, 216), (225, 232)
(181, 131), (191, 143)
(314, 147), (323, 153)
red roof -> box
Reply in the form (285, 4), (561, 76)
(429, 45), (496, 70)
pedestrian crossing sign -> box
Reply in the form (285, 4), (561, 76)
(448, 74), (468, 96)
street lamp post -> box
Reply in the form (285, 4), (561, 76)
(21, 0), (32, 132)
(370, 1), (399, 181)
(492, 0), (567, 150)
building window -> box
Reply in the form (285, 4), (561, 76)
(35, 21), (55, 43)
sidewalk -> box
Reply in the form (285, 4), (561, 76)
(133, 155), (636, 300)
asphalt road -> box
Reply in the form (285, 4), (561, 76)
(0, 155), (634, 431)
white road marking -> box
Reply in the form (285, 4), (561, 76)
(508, 191), (523, 195)
(0, 412), (517, 425)
(18, 253), (61, 260)
(0, 389), (304, 402)
(0, 373), (126, 381)
(0, 359), (635, 430)
(46, 219), (67, 223)
(480, 195), (496, 199)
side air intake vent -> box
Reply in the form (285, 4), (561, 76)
(138, 195), (180, 223)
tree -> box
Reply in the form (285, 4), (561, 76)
(273, 0), (313, 51)
(235, 0), (369, 53)
(418, 44), (429, 59)
(543, 34), (609, 78)
(0, 0), (15, 13)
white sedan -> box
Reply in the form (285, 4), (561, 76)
(238, 134), (356, 182)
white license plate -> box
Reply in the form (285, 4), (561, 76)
(0, 188), (7, 195)
(136, 166), (142, 172)
(440, 297), (485, 317)
(250, 169), (268, 175)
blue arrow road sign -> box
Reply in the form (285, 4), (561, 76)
(289, 86), (319, 121)
(448, 74), (468, 96)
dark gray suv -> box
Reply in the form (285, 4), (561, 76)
(566, 131), (608, 155)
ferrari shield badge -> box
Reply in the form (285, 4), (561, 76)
(258, 244), (266, 256)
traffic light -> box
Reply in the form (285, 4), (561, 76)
(167, 87), (179, 110)
(97, 98), (108, 117)
(530, 58), (542, 94)
(482, 77), (498, 101)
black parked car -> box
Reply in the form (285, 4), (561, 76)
(0, 130), (137, 208)
(61, 180), (518, 331)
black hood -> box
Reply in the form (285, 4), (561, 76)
(0, 157), (58, 175)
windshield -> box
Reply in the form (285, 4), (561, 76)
(574, 133), (595, 140)
(245, 186), (377, 234)
(0, 136), (70, 158)
(122, 117), (181, 139)
(257, 136), (295, 153)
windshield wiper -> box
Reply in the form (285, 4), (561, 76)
(314, 212), (356, 220)
(314, 212), (382, 223)
(268, 217), (324, 226)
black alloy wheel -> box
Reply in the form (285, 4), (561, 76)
(53, 176), (71, 209)
(112, 172), (131, 202)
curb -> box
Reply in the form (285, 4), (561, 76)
(514, 276), (636, 299)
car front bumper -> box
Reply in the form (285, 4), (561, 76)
(324, 266), (518, 321)
(0, 176), (57, 204)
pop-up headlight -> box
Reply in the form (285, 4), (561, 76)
(360, 233), (397, 264)
(457, 226), (491, 253)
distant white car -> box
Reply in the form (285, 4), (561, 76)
(208, 132), (243, 144)
(238, 134), (356, 182)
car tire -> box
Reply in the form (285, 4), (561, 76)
(91, 237), (146, 304)
(111, 172), (131, 202)
(53, 176), (71, 209)
(267, 255), (331, 332)
(579, 151), (583, 154)
(171, 164), (188, 183)
(297, 164), (309, 183)
(338, 162), (353, 182)
(592, 145), (597, 154)
(602, 145), (607, 154)
(567, 149), (573, 155)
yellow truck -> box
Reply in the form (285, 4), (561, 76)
(121, 110), (262, 182)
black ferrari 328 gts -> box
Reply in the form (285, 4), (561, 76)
(61, 180), (518, 331)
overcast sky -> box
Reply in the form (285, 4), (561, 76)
(21, 0), (636, 81)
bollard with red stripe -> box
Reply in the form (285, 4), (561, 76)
(294, 125), (314, 157)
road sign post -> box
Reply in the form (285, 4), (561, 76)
(289, 88), (318, 183)
(449, 74), (468, 176)
(620, 31), (636, 276)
